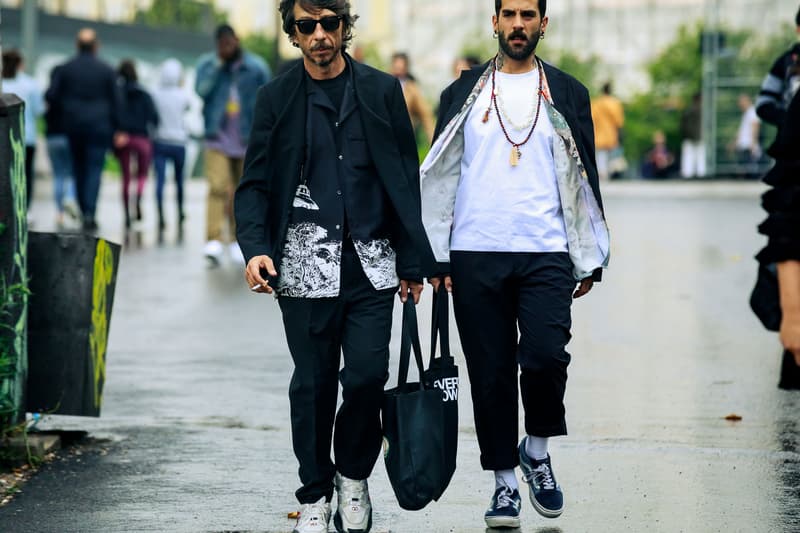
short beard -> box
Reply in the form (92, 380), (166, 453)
(304, 43), (341, 68)
(498, 28), (540, 61)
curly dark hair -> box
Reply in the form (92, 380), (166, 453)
(278, 0), (357, 49)
(495, 0), (547, 17)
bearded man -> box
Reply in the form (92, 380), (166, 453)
(234, 1), (434, 532)
(421, 0), (610, 527)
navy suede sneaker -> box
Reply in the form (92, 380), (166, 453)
(518, 438), (564, 518)
(484, 485), (522, 528)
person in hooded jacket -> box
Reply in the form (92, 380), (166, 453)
(114, 59), (159, 229)
(151, 58), (192, 233)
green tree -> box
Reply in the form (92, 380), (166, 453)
(134, 0), (227, 32)
(624, 23), (797, 174)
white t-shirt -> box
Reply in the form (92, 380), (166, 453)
(735, 106), (760, 150)
(451, 68), (568, 253)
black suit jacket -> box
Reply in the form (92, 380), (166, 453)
(234, 56), (435, 282)
(434, 60), (604, 214)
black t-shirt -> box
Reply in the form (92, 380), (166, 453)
(313, 64), (349, 111)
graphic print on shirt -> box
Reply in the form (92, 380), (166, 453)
(353, 239), (399, 290)
(278, 222), (342, 297)
(292, 183), (320, 211)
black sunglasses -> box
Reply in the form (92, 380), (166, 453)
(294, 15), (342, 35)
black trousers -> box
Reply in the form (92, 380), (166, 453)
(278, 247), (396, 503)
(450, 251), (575, 471)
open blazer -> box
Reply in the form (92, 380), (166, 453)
(420, 59), (611, 281)
(234, 57), (435, 283)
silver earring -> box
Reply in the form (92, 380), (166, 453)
(493, 31), (498, 39)
(540, 33), (545, 40)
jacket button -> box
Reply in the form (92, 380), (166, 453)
(335, 224), (341, 230)
(335, 121), (339, 128)
(337, 190), (342, 196)
(338, 155), (343, 160)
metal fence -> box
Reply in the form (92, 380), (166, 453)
(702, 0), (797, 177)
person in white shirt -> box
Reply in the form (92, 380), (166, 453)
(3, 49), (44, 209)
(734, 93), (762, 179)
(422, 0), (610, 528)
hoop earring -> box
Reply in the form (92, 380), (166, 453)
(539, 33), (545, 40)
(291, 40), (299, 48)
(492, 31), (498, 39)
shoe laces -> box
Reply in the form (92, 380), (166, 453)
(525, 462), (556, 490)
(495, 486), (516, 508)
(340, 477), (366, 506)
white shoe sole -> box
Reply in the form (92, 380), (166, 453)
(484, 514), (521, 528)
(333, 509), (372, 533)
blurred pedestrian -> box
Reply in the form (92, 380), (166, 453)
(114, 60), (159, 230)
(422, 0), (609, 528)
(2, 49), (44, 210)
(591, 81), (625, 181)
(44, 64), (79, 228)
(452, 55), (481, 79)
(680, 92), (705, 179)
(235, 1), (434, 531)
(46, 28), (120, 232)
(755, 6), (800, 135)
(195, 24), (270, 266)
(390, 52), (435, 145)
(641, 130), (674, 179)
(151, 58), (191, 233)
(756, 90), (800, 389)
(733, 93), (761, 179)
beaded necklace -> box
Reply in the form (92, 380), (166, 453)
(481, 55), (544, 167)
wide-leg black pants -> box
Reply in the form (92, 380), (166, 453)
(278, 247), (396, 503)
(450, 251), (575, 471)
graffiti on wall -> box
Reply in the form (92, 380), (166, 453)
(0, 115), (29, 424)
(89, 240), (114, 409)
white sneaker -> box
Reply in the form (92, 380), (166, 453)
(293, 497), (331, 533)
(229, 241), (246, 265)
(334, 473), (372, 533)
(204, 240), (224, 267)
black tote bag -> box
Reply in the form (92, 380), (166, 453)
(422, 287), (459, 500)
(382, 299), (446, 511)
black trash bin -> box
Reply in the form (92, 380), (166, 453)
(26, 232), (121, 417)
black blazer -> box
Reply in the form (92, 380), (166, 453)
(234, 56), (435, 281)
(433, 60), (604, 213)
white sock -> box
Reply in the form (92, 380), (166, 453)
(526, 436), (549, 461)
(494, 469), (518, 491)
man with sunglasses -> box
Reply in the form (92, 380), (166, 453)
(234, 1), (434, 532)
(422, 0), (609, 528)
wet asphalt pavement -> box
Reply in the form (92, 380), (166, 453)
(1, 177), (798, 532)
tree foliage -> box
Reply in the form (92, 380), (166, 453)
(134, 0), (227, 32)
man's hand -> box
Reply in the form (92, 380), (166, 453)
(399, 280), (424, 304)
(573, 277), (594, 299)
(245, 255), (278, 295)
(429, 275), (453, 293)
(780, 311), (800, 365)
